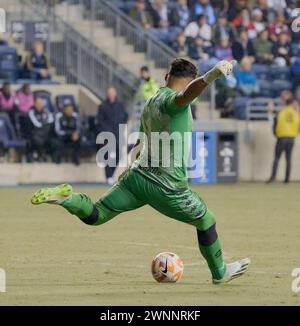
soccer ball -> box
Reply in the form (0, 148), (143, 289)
(151, 252), (183, 283)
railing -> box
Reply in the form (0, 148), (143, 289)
(91, 0), (178, 70)
(26, 0), (178, 71)
(246, 98), (281, 120)
(7, 0), (139, 105)
(8, 0), (214, 111)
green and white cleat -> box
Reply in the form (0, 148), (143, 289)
(213, 258), (251, 284)
(31, 184), (73, 205)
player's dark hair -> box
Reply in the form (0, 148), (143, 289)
(168, 58), (198, 79)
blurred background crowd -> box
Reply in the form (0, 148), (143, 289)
(113, 0), (300, 116)
(1, 0), (300, 184)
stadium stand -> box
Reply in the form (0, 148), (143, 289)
(0, 112), (26, 151)
(56, 94), (80, 113)
(1, 0), (300, 183)
(107, 0), (300, 117)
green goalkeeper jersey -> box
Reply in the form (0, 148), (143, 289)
(132, 86), (192, 190)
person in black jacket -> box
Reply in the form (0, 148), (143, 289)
(96, 87), (128, 185)
(28, 96), (54, 161)
(53, 103), (81, 165)
(232, 29), (256, 62)
(148, 0), (182, 43)
(272, 32), (292, 66)
(169, 0), (191, 30)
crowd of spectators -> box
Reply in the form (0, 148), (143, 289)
(0, 82), (83, 164)
(126, 0), (300, 66)
(121, 0), (300, 115)
(0, 78), (130, 172)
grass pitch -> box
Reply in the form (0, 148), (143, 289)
(0, 183), (300, 305)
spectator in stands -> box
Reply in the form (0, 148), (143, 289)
(0, 82), (16, 125)
(184, 14), (212, 48)
(269, 0), (287, 14)
(149, 0), (168, 28)
(232, 29), (256, 62)
(253, 30), (274, 64)
(25, 40), (50, 80)
(188, 37), (211, 61)
(231, 8), (254, 34)
(28, 96), (54, 162)
(268, 13), (290, 42)
(96, 87), (128, 185)
(191, 0), (216, 25)
(227, 0), (248, 23)
(255, 0), (275, 22)
(267, 90), (300, 184)
(235, 56), (260, 96)
(214, 37), (233, 61)
(172, 32), (189, 57)
(250, 8), (266, 39)
(212, 12), (235, 44)
(169, 0), (190, 30)
(135, 66), (160, 103)
(285, 0), (298, 23)
(15, 84), (34, 114)
(149, 0), (181, 43)
(53, 103), (81, 165)
(272, 32), (292, 66)
(129, 0), (153, 29)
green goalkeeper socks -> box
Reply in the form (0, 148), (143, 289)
(61, 193), (118, 226)
(61, 193), (94, 219)
(192, 209), (226, 280)
(199, 238), (226, 280)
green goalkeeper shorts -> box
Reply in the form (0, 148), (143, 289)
(96, 168), (208, 227)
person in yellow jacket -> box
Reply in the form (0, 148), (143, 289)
(135, 66), (160, 103)
(267, 90), (300, 183)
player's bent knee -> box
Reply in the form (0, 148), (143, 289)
(81, 206), (99, 225)
(197, 224), (218, 246)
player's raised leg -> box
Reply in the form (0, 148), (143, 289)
(31, 180), (146, 226)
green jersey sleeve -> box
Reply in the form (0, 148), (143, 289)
(162, 89), (189, 116)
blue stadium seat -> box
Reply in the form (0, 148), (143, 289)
(270, 65), (291, 81)
(258, 80), (273, 97)
(38, 79), (60, 85)
(0, 40), (9, 46)
(16, 79), (60, 85)
(272, 80), (293, 97)
(252, 64), (270, 81)
(55, 94), (79, 113)
(0, 47), (19, 81)
(33, 90), (56, 113)
(0, 113), (26, 149)
(16, 79), (36, 85)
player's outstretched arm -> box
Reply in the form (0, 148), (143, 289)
(175, 60), (236, 107)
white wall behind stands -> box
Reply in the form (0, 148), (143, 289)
(237, 121), (300, 182)
(195, 119), (300, 182)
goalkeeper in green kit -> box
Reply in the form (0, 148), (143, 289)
(31, 58), (250, 284)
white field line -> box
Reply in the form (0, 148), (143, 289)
(115, 240), (233, 259)
(111, 241), (289, 276)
